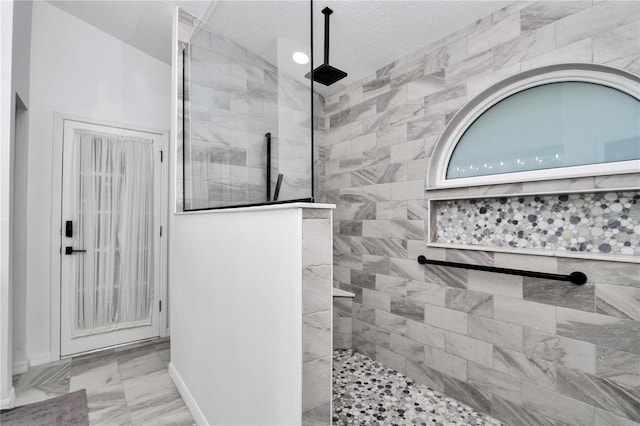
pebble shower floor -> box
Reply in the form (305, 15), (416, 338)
(332, 349), (504, 426)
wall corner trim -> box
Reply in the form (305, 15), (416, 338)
(168, 363), (208, 426)
(0, 387), (15, 409)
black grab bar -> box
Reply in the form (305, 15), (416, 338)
(417, 255), (587, 285)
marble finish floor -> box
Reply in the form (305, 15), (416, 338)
(11, 338), (195, 425)
(12, 342), (502, 425)
(333, 349), (504, 426)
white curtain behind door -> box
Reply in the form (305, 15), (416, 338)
(71, 129), (154, 337)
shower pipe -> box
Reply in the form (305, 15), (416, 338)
(416, 255), (587, 285)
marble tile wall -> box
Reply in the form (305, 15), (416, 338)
(180, 11), (314, 210)
(313, 93), (327, 203)
(276, 72), (315, 202)
(315, 2), (640, 425)
(333, 295), (353, 350)
(176, 10), (199, 212)
(184, 24), (278, 209)
(302, 208), (333, 426)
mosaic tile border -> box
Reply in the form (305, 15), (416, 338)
(431, 190), (640, 259)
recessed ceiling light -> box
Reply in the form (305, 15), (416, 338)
(292, 51), (309, 65)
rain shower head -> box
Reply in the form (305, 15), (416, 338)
(309, 64), (348, 86)
(306, 7), (347, 86)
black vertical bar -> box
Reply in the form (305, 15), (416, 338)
(322, 7), (331, 65)
(310, 0), (315, 202)
(266, 132), (271, 202)
(182, 45), (187, 211)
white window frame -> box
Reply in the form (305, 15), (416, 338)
(427, 64), (640, 190)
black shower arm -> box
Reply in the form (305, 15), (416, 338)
(322, 7), (332, 65)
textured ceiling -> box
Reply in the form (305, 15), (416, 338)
(48, 1), (511, 95)
(204, 1), (511, 95)
(316, 0), (513, 94)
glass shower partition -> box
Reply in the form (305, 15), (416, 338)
(183, 1), (313, 210)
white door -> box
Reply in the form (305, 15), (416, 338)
(60, 119), (163, 356)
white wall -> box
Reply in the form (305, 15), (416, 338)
(169, 207), (303, 425)
(0, 0), (15, 408)
(12, 97), (28, 374)
(24, 1), (171, 365)
(10, 0), (30, 101)
(10, 0), (31, 375)
(1, 0), (32, 405)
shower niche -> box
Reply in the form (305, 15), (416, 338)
(182, 1), (314, 210)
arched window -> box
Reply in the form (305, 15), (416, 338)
(428, 64), (640, 189)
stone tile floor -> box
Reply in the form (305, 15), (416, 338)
(10, 341), (504, 425)
(333, 349), (504, 426)
(10, 338), (195, 425)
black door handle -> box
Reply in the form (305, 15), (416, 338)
(65, 247), (87, 255)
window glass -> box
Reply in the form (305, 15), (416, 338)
(446, 82), (640, 179)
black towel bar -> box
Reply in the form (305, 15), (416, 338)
(417, 255), (587, 285)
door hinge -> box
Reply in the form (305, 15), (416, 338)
(160, 226), (163, 237)
(159, 300), (162, 312)
(160, 150), (163, 163)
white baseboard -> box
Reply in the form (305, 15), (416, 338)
(168, 362), (208, 426)
(28, 352), (52, 367)
(0, 387), (15, 409)
(13, 358), (28, 375)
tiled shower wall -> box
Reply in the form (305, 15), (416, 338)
(315, 2), (640, 425)
(182, 16), (313, 210)
(276, 70), (314, 202)
(185, 27), (278, 209)
(301, 208), (333, 425)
